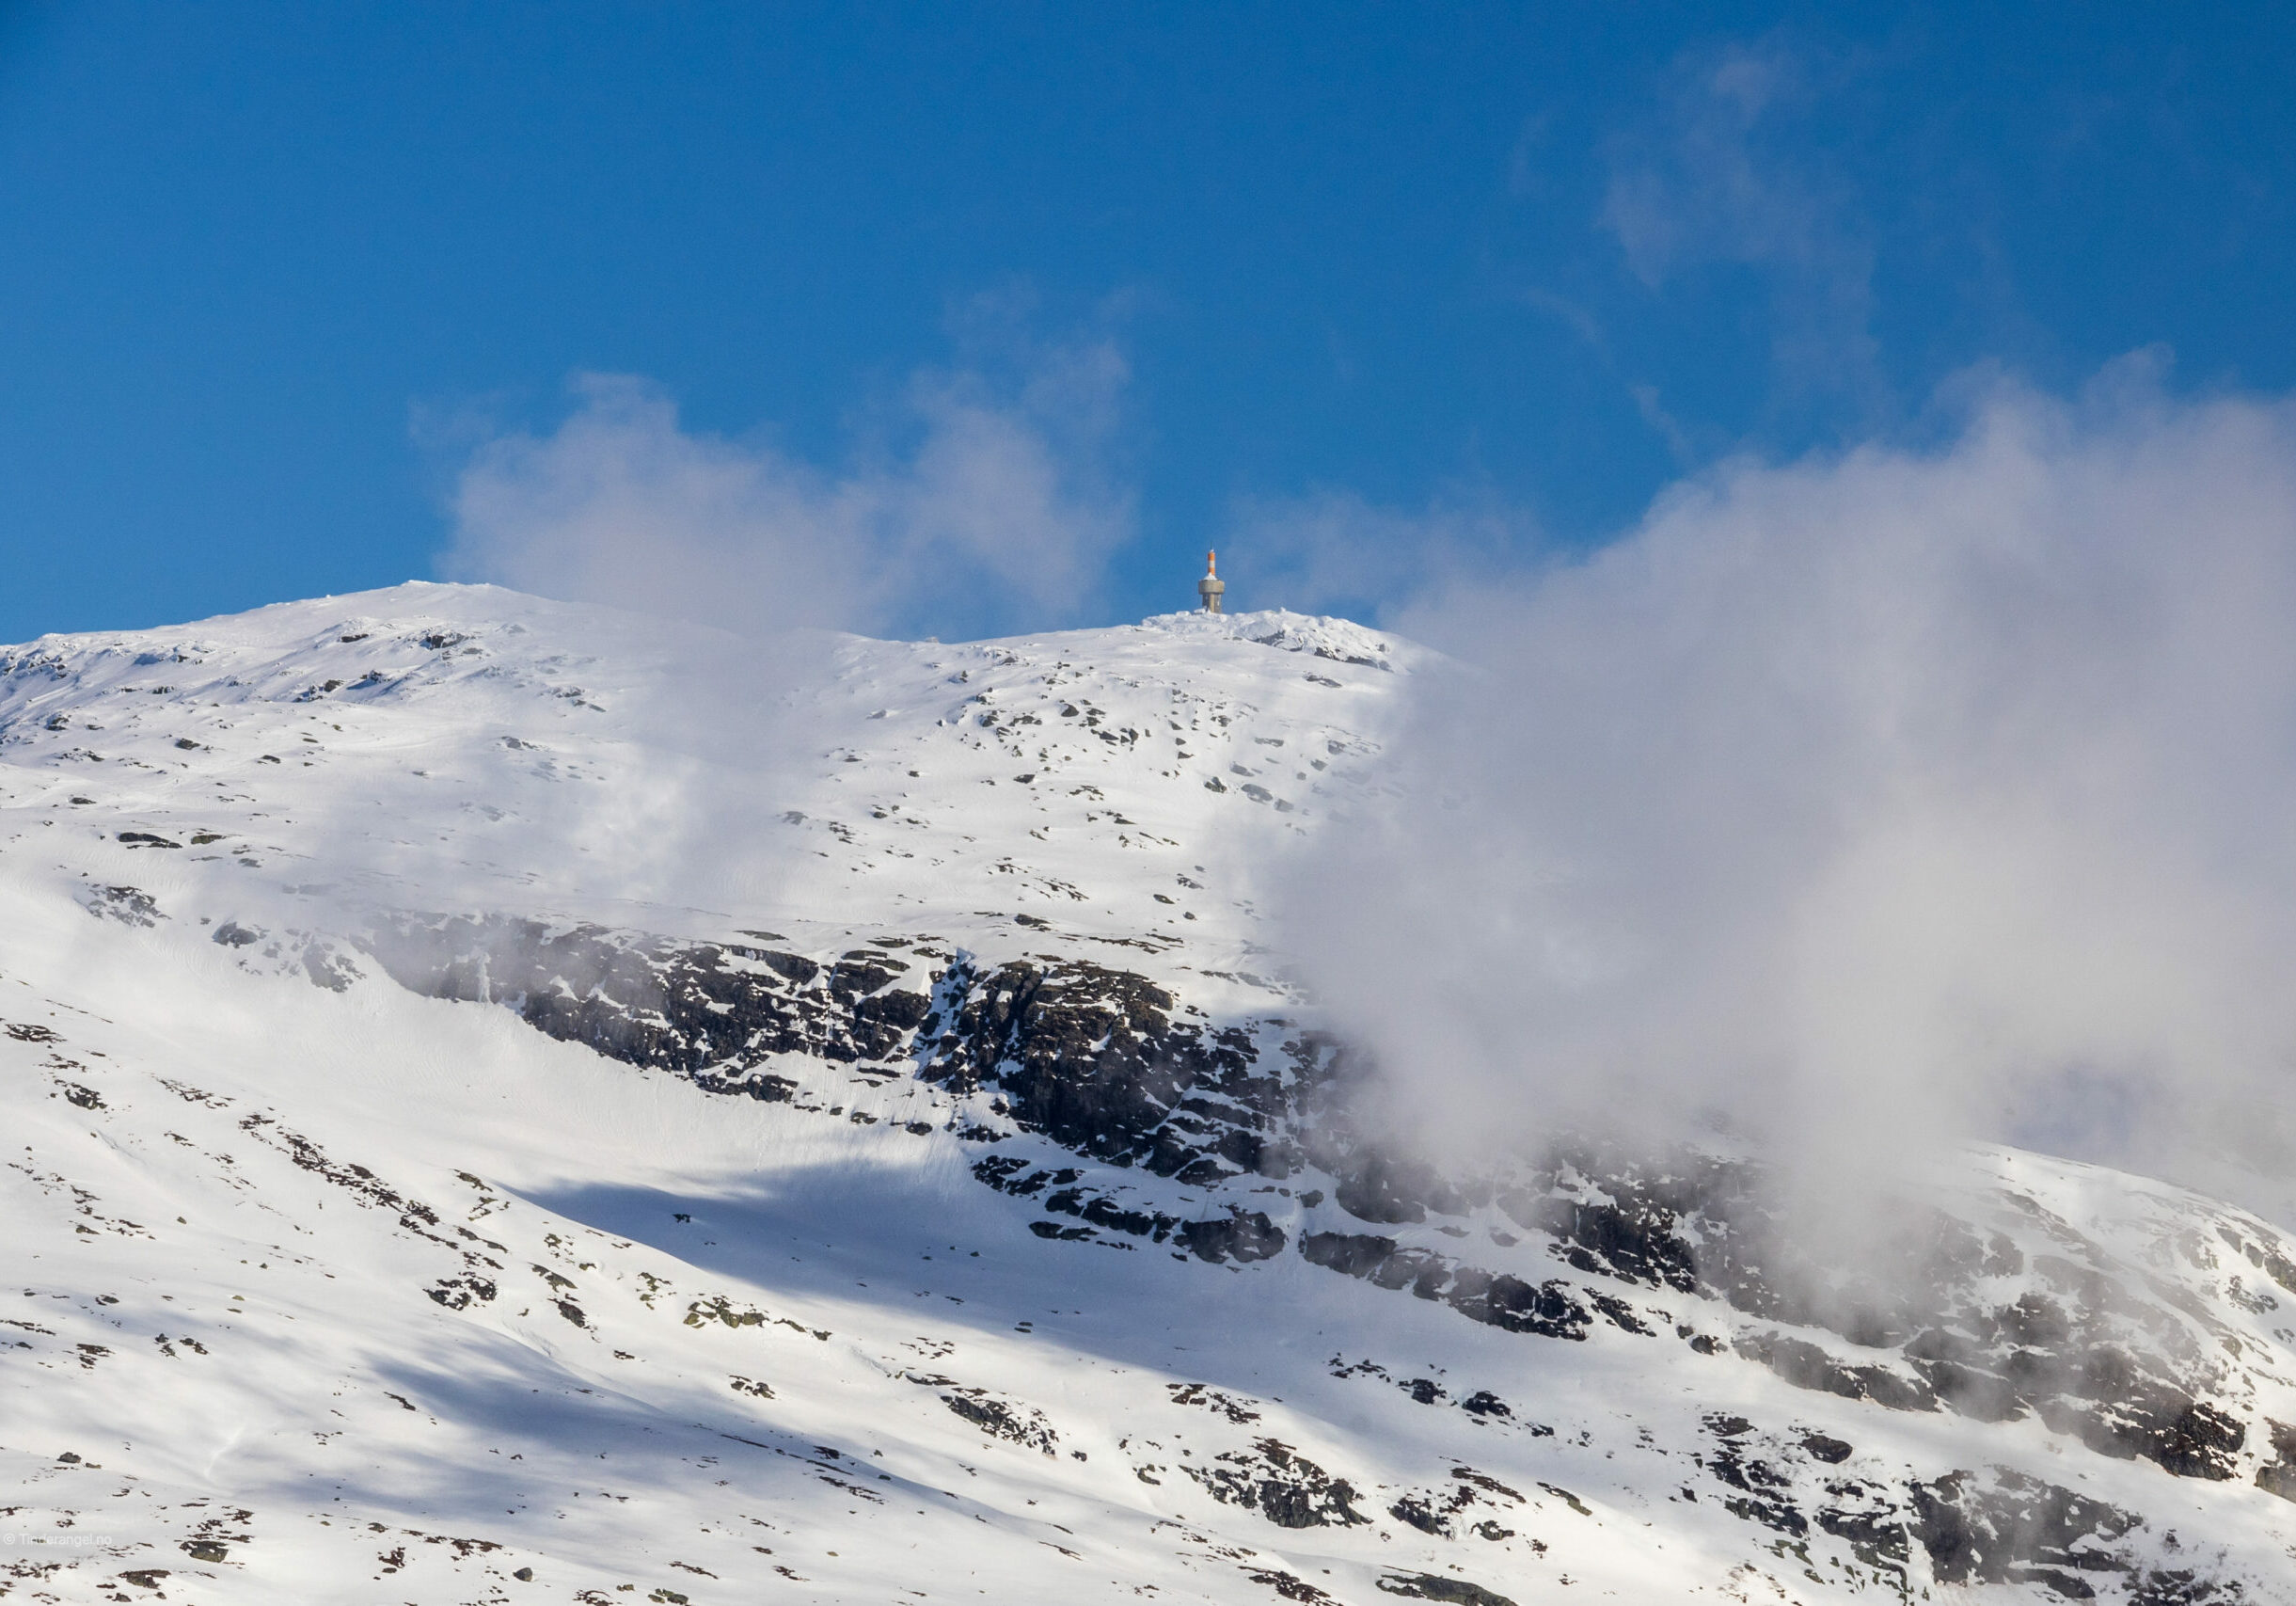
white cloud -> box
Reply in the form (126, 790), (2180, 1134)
(439, 339), (1133, 641)
(1281, 362), (2296, 1220)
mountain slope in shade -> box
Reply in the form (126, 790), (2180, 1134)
(0, 583), (2291, 1604)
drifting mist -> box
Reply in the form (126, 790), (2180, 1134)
(1282, 369), (2296, 1216)
(442, 341), (1132, 644)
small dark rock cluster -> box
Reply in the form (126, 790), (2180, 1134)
(1300, 1232), (1592, 1341)
(1180, 1438), (1370, 1530)
(905, 1375), (1058, 1456)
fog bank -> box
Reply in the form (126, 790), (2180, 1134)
(1282, 370), (2296, 1215)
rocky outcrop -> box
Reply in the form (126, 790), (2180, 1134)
(971, 1153), (1285, 1264)
(364, 914), (2288, 1500)
(1907, 1469), (2177, 1601)
(904, 1375), (1060, 1457)
(359, 914), (932, 1079)
(1300, 1232), (1593, 1341)
(1180, 1439), (1370, 1530)
(2256, 1420), (2296, 1502)
(916, 956), (1302, 1186)
(1684, 1414), (2256, 1601)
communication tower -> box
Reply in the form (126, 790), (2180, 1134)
(1197, 550), (1227, 614)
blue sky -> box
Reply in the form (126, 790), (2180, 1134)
(2, 3), (2293, 641)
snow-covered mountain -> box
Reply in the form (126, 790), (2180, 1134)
(2, 582), (2292, 1604)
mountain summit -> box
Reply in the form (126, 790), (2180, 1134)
(0, 585), (2289, 1603)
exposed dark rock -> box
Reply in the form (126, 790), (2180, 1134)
(360, 914), (930, 1075)
(1507, 1188), (1698, 1293)
(1909, 1469), (2142, 1594)
(690, 1069), (799, 1103)
(1737, 1331), (1938, 1413)
(934, 1387), (1058, 1455)
(1297, 1231), (1400, 1280)
(238, 1114), (456, 1245)
(1702, 1416), (1806, 1536)
(1181, 1438), (1369, 1529)
(1329, 1153), (1460, 1225)
(2256, 1419), (2296, 1502)
(302, 940), (362, 992)
(2037, 1391), (2244, 1481)
(918, 958), (1299, 1185)
(1299, 1232), (1591, 1340)
(1374, 1576), (1515, 1606)
(361, 908), (2283, 1514)
(1387, 1466), (1527, 1540)
(1166, 1382), (1261, 1423)
(1813, 1481), (1909, 1582)
(426, 1276), (496, 1310)
(87, 884), (162, 926)
(1389, 1494), (1447, 1534)
(1177, 1209), (1287, 1264)
(2128, 1568), (2247, 1605)
(1584, 1289), (1654, 1334)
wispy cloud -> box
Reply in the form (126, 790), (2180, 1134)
(1601, 38), (1886, 422)
(1627, 381), (1695, 463)
(1221, 486), (1532, 627)
(438, 326), (1134, 642)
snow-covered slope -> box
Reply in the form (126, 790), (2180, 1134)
(1, 583), (2291, 1604)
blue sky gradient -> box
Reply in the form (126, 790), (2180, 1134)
(2, 3), (2292, 639)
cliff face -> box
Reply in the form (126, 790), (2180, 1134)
(362, 909), (2296, 1501)
(0, 583), (2289, 1603)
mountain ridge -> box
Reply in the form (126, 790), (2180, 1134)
(0, 584), (2290, 1603)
